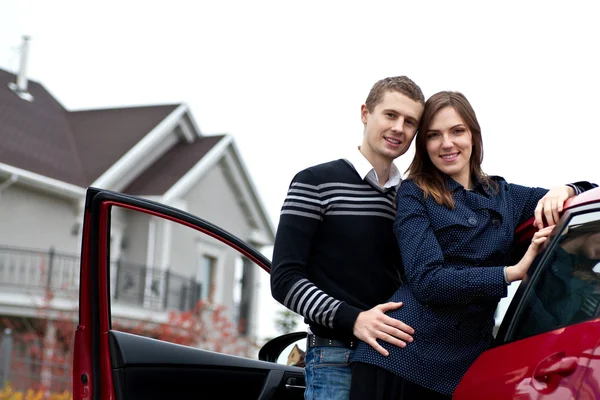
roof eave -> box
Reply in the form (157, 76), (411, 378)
(162, 136), (275, 245)
(89, 103), (189, 192)
(0, 162), (85, 200)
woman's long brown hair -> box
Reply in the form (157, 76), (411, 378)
(406, 91), (497, 209)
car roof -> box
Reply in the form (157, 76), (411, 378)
(565, 187), (600, 209)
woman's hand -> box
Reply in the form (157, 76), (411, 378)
(506, 225), (555, 282)
(534, 186), (576, 229)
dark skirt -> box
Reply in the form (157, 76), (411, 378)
(350, 362), (452, 400)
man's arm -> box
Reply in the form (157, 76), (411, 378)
(270, 172), (355, 330)
(270, 170), (413, 355)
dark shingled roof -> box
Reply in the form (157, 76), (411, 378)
(0, 68), (87, 186)
(67, 104), (179, 184)
(0, 68), (221, 193)
(123, 134), (225, 195)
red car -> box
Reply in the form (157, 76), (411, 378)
(73, 187), (600, 399)
(455, 187), (600, 400)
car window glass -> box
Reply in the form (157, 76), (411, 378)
(108, 205), (265, 357)
(106, 204), (306, 366)
(510, 210), (600, 341)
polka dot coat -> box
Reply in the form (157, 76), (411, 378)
(351, 176), (548, 396)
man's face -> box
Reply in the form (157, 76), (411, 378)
(361, 91), (423, 162)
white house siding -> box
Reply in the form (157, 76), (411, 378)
(118, 208), (150, 268)
(184, 161), (253, 240)
(178, 161), (256, 332)
(0, 184), (82, 307)
(0, 184), (79, 253)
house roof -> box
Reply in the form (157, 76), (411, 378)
(68, 104), (179, 185)
(0, 68), (190, 188)
(123, 134), (225, 195)
(0, 67), (274, 239)
(0, 68), (87, 186)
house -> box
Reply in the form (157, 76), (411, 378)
(0, 38), (274, 368)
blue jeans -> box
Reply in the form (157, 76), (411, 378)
(304, 346), (354, 400)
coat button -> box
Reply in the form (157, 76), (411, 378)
(492, 219), (501, 227)
(467, 217), (478, 226)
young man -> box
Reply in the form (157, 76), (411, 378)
(270, 76), (426, 399)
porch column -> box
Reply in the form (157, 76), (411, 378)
(40, 320), (57, 392)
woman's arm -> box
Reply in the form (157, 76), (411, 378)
(510, 181), (597, 229)
(394, 182), (507, 305)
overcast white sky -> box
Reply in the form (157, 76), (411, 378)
(2, 0), (599, 342)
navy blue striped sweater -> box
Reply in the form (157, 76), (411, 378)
(270, 159), (403, 342)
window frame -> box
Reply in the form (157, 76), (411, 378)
(195, 238), (226, 304)
(496, 202), (600, 345)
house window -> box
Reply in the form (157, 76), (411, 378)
(195, 238), (225, 304)
(198, 254), (217, 302)
(236, 256), (254, 336)
(232, 257), (243, 306)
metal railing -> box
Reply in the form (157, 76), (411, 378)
(0, 246), (79, 296)
(113, 260), (202, 311)
(0, 245), (201, 312)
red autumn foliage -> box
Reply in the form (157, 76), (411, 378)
(2, 294), (258, 395)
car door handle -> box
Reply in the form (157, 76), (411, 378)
(285, 383), (305, 390)
(533, 355), (578, 383)
(285, 377), (305, 390)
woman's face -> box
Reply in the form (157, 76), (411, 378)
(425, 106), (473, 188)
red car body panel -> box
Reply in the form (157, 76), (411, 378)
(579, 342), (600, 399)
(567, 188), (600, 208)
(454, 320), (600, 399)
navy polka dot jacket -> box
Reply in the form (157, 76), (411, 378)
(351, 175), (549, 395)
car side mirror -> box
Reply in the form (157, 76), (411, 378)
(258, 331), (307, 364)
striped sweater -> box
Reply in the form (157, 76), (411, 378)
(270, 159), (403, 342)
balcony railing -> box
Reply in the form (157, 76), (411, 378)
(0, 245), (201, 312)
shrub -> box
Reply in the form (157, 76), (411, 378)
(0, 383), (72, 400)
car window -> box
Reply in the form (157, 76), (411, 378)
(106, 204), (304, 366)
(108, 205), (264, 357)
(510, 210), (600, 341)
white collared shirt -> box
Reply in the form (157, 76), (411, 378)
(345, 146), (402, 189)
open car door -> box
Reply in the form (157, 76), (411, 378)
(72, 188), (306, 400)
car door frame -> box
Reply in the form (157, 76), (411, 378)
(494, 201), (600, 346)
(73, 187), (303, 400)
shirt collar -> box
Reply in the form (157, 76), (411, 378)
(346, 146), (402, 189)
(445, 174), (491, 196)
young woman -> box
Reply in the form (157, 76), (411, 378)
(349, 91), (596, 399)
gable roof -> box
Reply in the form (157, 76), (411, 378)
(68, 104), (179, 185)
(0, 68), (87, 186)
(0, 67), (274, 240)
(124, 134), (225, 195)
(0, 68), (180, 187)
